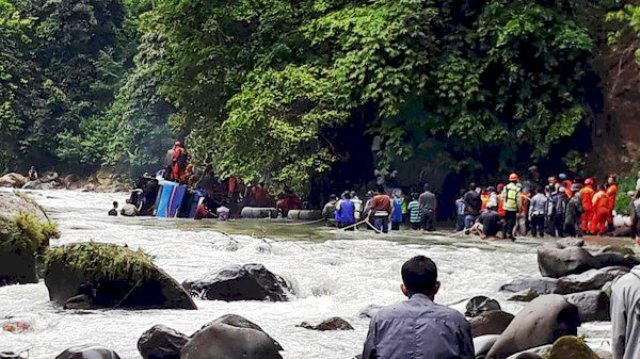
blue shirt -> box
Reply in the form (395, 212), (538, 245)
(336, 199), (356, 224)
(392, 198), (403, 223)
(363, 294), (474, 359)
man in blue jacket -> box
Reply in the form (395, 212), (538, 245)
(362, 256), (474, 359)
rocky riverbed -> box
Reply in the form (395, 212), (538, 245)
(0, 189), (614, 358)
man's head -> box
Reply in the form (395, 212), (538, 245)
(400, 256), (440, 299)
(113, 201), (118, 208)
(469, 182), (476, 191)
(423, 183), (430, 192)
(608, 175), (617, 185)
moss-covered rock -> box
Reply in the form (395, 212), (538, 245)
(44, 242), (197, 310)
(0, 192), (58, 286)
(545, 336), (598, 359)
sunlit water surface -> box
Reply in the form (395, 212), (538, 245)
(0, 190), (611, 358)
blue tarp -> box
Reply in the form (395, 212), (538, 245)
(156, 182), (187, 218)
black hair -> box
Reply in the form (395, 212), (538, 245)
(343, 193), (351, 200)
(113, 201), (118, 207)
(469, 182), (476, 190)
(401, 256), (438, 295)
(423, 183), (430, 192)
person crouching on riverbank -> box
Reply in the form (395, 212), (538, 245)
(362, 256), (474, 359)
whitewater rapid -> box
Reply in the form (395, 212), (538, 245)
(0, 190), (610, 358)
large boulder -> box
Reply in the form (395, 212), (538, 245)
(44, 243), (196, 310)
(183, 264), (290, 302)
(138, 325), (189, 359)
(537, 245), (597, 278)
(556, 266), (629, 295)
(0, 173), (28, 188)
(0, 193), (57, 286)
(485, 295), (580, 359)
(181, 315), (282, 359)
(500, 277), (559, 296)
(564, 290), (610, 322)
(297, 317), (354, 331)
(465, 296), (501, 317)
(470, 310), (515, 338)
(287, 210), (322, 221)
(55, 345), (121, 359)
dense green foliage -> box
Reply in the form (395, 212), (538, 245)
(0, 0), (635, 192)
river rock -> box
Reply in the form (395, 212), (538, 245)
(556, 238), (584, 248)
(202, 314), (283, 351)
(485, 295), (580, 359)
(556, 266), (629, 294)
(45, 243), (197, 310)
(55, 345), (121, 359)
(0, 352), (21, 359)
(465, 296), (501, 317)
(564, 290), (610, 322)
(537, 245), (597, 278)
(183, 264), (290, 302)
(500, 277), (558, 295)
(0, 173), (28, 188)
(287, 210), (322, 221)
(138, 324), (189, 359)
(592, 251), (640, 269)
(507, 289), (539, 302)
(297, 317), (354, 331)
(181, 316), (283, 359)
(597, 245), (635, 257)
(474, 334), (501, 358)
(241, 207), (278, 219)
(470, 310), (515, 337)
(546, 336), (597, 358)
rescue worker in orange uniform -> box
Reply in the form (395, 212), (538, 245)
(590, 184), (610, 235)
(579, 178), (595, 234)
(496, 183), (506, 218)
(171, 141), (189, 182)
(480, 189), (489, 212)
(606, 175), (618, 228)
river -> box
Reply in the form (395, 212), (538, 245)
(0, 190), (611, 358)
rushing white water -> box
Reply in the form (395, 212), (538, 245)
(0, 190), (611, 358)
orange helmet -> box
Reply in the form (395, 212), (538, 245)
(509, 173), (519, 182)
(584, 178), (594, 186)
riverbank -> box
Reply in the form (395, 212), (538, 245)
(0, 189), (615, 358)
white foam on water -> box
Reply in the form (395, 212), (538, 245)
(0, 190), (611, 358)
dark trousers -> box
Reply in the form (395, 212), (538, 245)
(391, 222), (401, 231)
(420, 211), (436, 231)
(553, 214), (565, 237)
(411, 222), (420, 230)
(564, 223), (577, 237)
(455, 214), (465, 231)
(373, 217), (389, 233)
(531, 214), (545, 237)
(504, 211), (517, 239)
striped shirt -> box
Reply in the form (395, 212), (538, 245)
(408, 201), (420, 223)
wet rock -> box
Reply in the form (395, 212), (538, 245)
(297, 317), (354, 331)
(556, 238), (584, 248)
(183, 264), (290, 302)
(546, 336), (597, 359)
(55, 345), (121, 359)
(202, 314), (283, 351)
(465, 296), (501, 317)
(556, 266), (629, 294)
(597, 245), (635, 257)
(592, 252), (640, 269)
(240, 207), (278, 219)
(0, 250), (37, 287)
(537, 245), (597, 278)
(63, 294), (93, 310)
(507, 289), (539, 302)
(474, 334), (501, 358)
(358, 304), (383, 319)
(0, 352), (23, 359)
(137, 324), (188, 359)
(45, 243), (197, 310)
(181, 315), (282, 359)
(470, 310), (514, 337)
(0, 173), (28, 188)
(564, 290), (610, 322)
(485, 295), (580, 359)
(500, 277), (558, 295)
(594, 348), (613, 359)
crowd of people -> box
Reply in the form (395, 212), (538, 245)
(321, 166), (640, 241)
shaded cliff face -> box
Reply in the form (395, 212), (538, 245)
(588, 34), (640, 174)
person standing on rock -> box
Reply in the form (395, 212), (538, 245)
(501, 173), (522, 240)
(529, 186), (547, 238)
(564, 184), (583, 237)
(580, 178), (595, 234)
(611, 264), (640, 359)
(362, 256), (474, 359)
(607, 175), (619, 230)
(590, 184), (609, 236)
